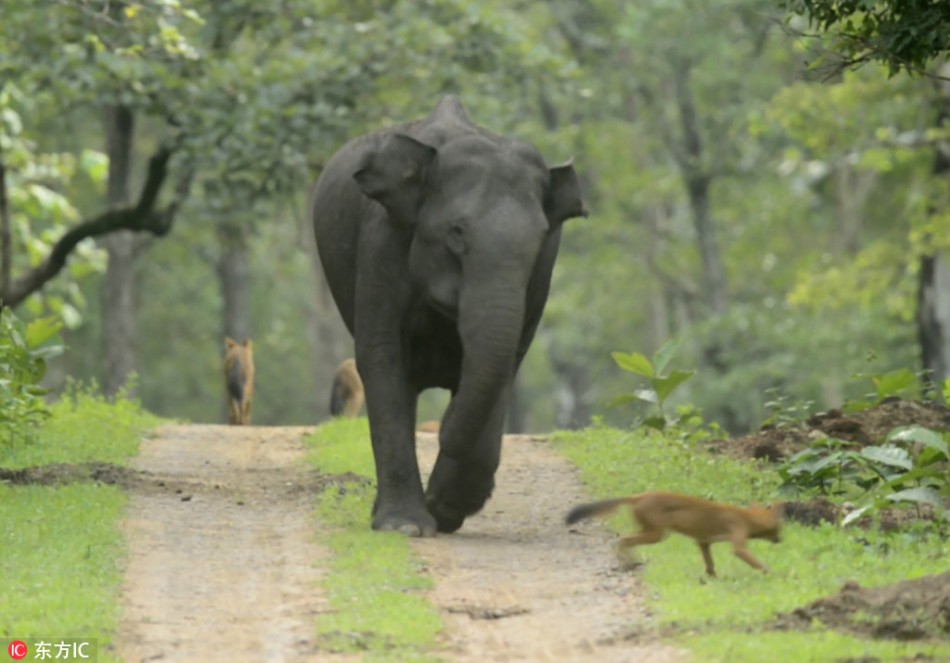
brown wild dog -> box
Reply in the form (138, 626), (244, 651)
(224, 337), (255, 425)
(330, 358), (364, 417)
(566, 491), (782, 576)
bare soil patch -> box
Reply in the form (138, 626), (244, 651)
(704, 397), (950, 464)
(776, 573), (950, 641)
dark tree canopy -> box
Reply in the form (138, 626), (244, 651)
(783, 0), (950, 74)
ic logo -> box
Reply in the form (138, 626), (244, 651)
(7, 640), (28, 660)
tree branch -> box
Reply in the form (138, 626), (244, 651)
(1, 144), (185, 308)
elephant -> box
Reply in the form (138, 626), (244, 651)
(311, 96), (586, 536)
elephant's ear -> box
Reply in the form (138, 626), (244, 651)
(545, 160), (588, 227)
(354, 134), (437, 227)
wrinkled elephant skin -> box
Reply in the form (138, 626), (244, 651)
(311, 96), (586, 535)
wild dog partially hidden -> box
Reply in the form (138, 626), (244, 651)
(224, 337), (255, 425)
(330, 358), (364, 418)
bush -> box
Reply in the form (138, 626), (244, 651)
(0, 308), (63, 446)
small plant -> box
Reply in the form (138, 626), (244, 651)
(609, 337), (696, 430)
(778, 424), (950, 526)
(844, 367), (920, 413)
(762, 387), (815, 428)
(0, 308), (64, 446)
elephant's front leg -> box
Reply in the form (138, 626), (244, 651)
(425, 385), (508, 533)
(358, 343), (435, 537)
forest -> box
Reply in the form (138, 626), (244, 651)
(3, 0), (950, 434)
(4, 3), (950, 661)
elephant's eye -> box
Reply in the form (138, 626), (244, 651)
(446, 221), (467, 257)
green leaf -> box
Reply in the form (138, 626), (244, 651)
(841, 505), (871, 527)
(860, 445), (912, 471)
(886, 487), (945, 510)
(871, 368), (917, 400)
(25, 316), (63, 348)
(652, 369), (695, 404)
(605, 393), (640, 409)
(611, 351), (654, 377)
(885, 425), (949, 459)
(642, 415), (667, 431)
(634, 388), (659, 405)
(652, 336), (683, 375)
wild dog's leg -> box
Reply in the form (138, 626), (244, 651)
(698, 542), (717, 577)
(731, 532), (768, 573)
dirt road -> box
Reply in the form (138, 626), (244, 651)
(116, 425), (684, 662)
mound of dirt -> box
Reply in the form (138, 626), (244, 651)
(776, 572), (950, 641)
(705, 398), (950, 463)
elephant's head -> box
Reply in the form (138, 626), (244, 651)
(354, 97), (586, 439)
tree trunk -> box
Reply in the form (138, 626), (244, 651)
(919, 64), (950, 396)
(552, 360), (590, 430)
(918, 253), (950, 391)
(672, 60), (727, 316)
(217, 221), (250, 342)
(0, 149), (11, 303)
(101, 105), (137, 397)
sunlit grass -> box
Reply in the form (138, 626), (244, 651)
(555, 423), (950, 662)
(304, 418), (443, 660)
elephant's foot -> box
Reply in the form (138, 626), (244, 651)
(425, 454), (495, 533)
(371, 497), (437, 537)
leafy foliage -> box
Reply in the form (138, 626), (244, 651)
(610, 337), (696, 430)
(781, 0), (950, 74)
(0, 308), (63, 446)
(778, 424), (950, 526)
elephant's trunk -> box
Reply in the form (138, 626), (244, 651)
(439, 282), (525, 455)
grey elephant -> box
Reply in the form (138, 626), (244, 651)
(311, 96), (586, 536)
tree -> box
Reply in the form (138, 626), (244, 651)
(781, 1), (950, 394)
(781, 1), (950, 75)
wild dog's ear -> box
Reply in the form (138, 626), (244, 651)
(242, 338), (252, 347)
(225, 337), (237, 350)
(545, 159), (588, 227)
(354, 134), (436, 227)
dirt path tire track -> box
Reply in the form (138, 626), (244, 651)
(413, 433), (684, 662)
(116, 425), (684, 662)
(117, 425), (338, 663)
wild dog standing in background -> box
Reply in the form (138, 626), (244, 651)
(224, 337), (255, 425)
(330, 358), (364, 417)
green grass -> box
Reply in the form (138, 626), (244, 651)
(1, 384), (164, 469)
(0, 484), (125, 658)
(555, 423), (950, 662)
(0, 386), (164, 662)
(304, 418), (443, 662)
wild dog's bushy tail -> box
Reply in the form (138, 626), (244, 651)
(565, 497), (638, 525)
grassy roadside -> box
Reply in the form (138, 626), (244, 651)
(304, 418), (443, 662)
(554, 424), (950, 663)
(0, 388), (164, 663)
